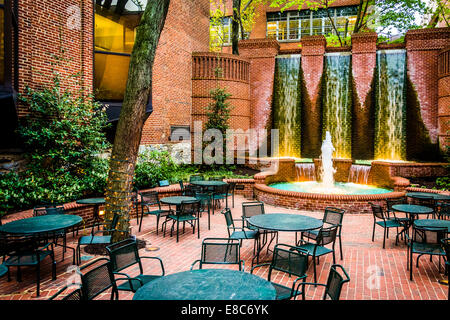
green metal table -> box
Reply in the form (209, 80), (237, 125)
(406, 192), (450, 202)
(132, 268), (276, 300)
(392, 204), (435, 240)
(76, 197), (105, 226)
(160, 196), (197, 206)
(413, 219), (450, 232)
(0, 214), (83, 235)
(247, 213), (323, 266)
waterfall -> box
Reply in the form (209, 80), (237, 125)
(374, 49), (407, 161)
(322, 52), (352, 159)
(295, 163), (316, 181)
(273, 54), (302, 158)
(348, 165), (371, 184)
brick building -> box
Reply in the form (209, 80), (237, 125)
(0, 0), (449, 161)
(0, 0), (210, 152)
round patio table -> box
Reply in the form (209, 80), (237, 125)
(413, 219), (450, 232)
(392, 204), (435, 240)
(189, 180), (227, 187)
(159, 196), (197, 206)
(132, 269), (276, 300)
(0, 214), (83, 235)
(76, 197), (105, 225)
(406, 192), (450, 202)
(247, 213), (323, 265)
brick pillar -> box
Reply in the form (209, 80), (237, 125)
(300, 36), (326, 158)
(239, 39), (280, 153)
(405, 28), (450, 146)
(351, 32), (378, 160)
(438, 46), (450, 153)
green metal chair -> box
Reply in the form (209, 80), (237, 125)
(138, 190), (172, 233)
(406, 225), (447, 281)
(178, 180), (185, 195)
(251, 244), (309, 300)
(162, 199), (201, 242)
(190, 237), (244, 271)
(3, 235), (56, 297)
(302, 207), (345, 260)
(412, 195), (437, 219)
(194, 190), (213, 230)
(212, 183), (230, 210)
(189, 174), (204, 183)
(296, 264), (350, 300)
(221, 208), (259, 251)
(441, 238), (450, 300)
(369, 202), (403, 249)
(49, 258), (118, 300)
(226, 181), (237, 208)
(296, 225), (339, 284)
(438, 203), (450, 220)
(76, 213), (128, 265)
(158, 180), (170, 187)
(106, 239), (165, 293)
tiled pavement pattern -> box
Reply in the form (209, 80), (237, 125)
(0, 195), (447, 300)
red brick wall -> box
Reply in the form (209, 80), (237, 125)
(300, 36), (326, 158)
(438, 46), (450, 152)
(16, 0), (93, 116)
(405, 28), (450, 146)
(141, 0), (210, 145)
(239, 39), (280, 150)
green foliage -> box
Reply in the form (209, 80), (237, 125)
(205, 87), (233, 134)
(0, 72), (110, 214)
(435, 176), (450, 191)
(133, 149), (179, 189)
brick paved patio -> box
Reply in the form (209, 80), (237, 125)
(0, 194), (447, 300)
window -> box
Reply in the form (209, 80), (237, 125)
(170, 126), (190, 142)
(210, 16), (247, 46)
(266, 6), (358, 41)
(94, 0), (147, 101)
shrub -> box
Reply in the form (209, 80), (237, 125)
(0, 72), (110, 214)
(133, 149), (179, 189)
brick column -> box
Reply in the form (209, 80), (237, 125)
(405, 28), (450, 146)
(438, 46), (450, 153)
(239, 39), (280, 152)
(300, 36), (326, 158)
(351, 32), (378, 160)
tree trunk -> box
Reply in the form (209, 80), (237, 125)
(104, 0), (170, 242)
(232, 0), (241, 55)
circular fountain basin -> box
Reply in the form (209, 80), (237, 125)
(269, 181), (392, 195)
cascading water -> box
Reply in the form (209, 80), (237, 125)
(348, 164), (371, 185)
(320, 131), (336, 188)
(273, 55), (302, 158)
(374, 49), (407, 161)
(322, 52), (352, 159)
(295, 163), (315, 181)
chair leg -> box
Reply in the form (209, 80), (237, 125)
(156, 215), (160, 235)
(383, 228), (386, 249)
(372, 223), (376, 242)
(339, 235), (343, 260)
(36, 264), (40, 297)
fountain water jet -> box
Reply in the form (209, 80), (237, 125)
(320, 131), (336, 189)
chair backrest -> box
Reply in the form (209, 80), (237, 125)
(62, 288), (83, 301)
(140, 191), (159, 206)
(106, 238), (141, 273)
(439, 203), (450, 218)
(323, 207), (344, 227)
(412, 225), (447, 245)
(242, 201), (265, 219)
(189, 175), (204, 182)
(33, 204), (64, 216)
(316, 225), (339, 246)
(413, 195), (436, 210)
(213, 183), (229, 195)
(179, 200), (201, 216)
(369, 202), (386, 220)
(178, 180), (185, 192)
(80, 258), (117, 300)
(209, 176), (225, 181)
(268, 244), (309, 281)
(323, 264), (350, 300)
(158, 180), (170, 187)
(441, 238), (450, 262)
(198, 238), (241, 268)
(222, 208), (235, 231)
(184, 184), (202, 197)
(385, 197), (407, 212)
(227, 181), (236, 193)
